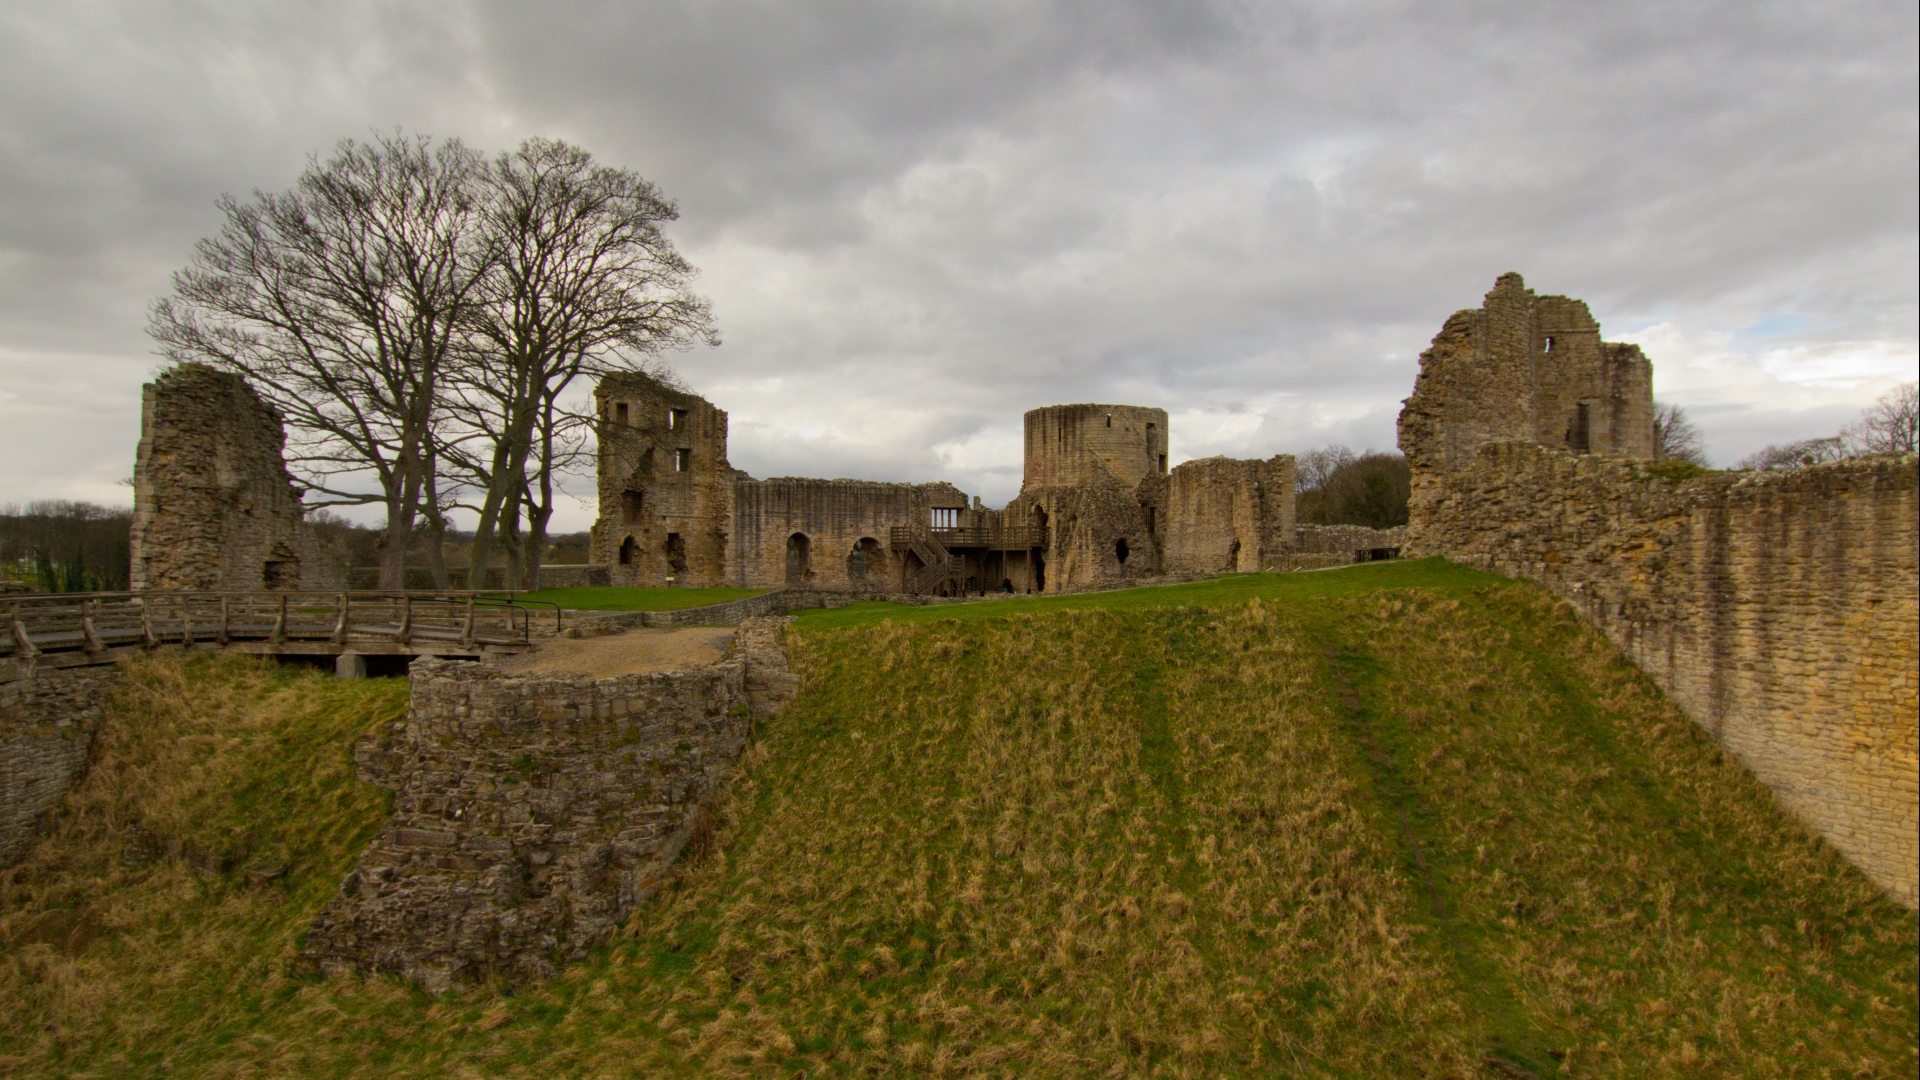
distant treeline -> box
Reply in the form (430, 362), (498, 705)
(1295, 448), (1411, 529)
(0, 501), (134, 592)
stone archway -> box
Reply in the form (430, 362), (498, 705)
(785, 533), (812, 584)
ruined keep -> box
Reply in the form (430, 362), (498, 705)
(129, 364), (344, 592)
(1399, 274), (1919, 907)
(589, 380), (1322, 596)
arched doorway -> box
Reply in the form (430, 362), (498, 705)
(785, 533), (812, 584)
(847, 537), (882, 582)
(618, 535), (639, 565)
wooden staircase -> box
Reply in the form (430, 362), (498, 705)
(902, 531), (955, 595)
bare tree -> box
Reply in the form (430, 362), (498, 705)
(1653, 402), (1710, 466)
(1842, 382), (1918, 454)
(450, 138), (717, 589)
(149, 133), (491, 589)
(1735, 436), (1847, 471)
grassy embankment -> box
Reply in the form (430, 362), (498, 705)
(2, 559), (1914, 1077)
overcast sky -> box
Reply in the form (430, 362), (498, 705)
(3, 1), (1914, 528)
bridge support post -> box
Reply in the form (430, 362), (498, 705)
(336, 653), (367, 680)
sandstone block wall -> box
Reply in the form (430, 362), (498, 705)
(1409, 443), (1919, 906)
(305, 617), (796, 991)
(1162, 455), (1296, 574)
(1023, 404), (1169, 489)
(731, 478), (970, 591)
(592, 372), (736, 588)
(0, 669), (116, 867)
(1398, 272), (1654, 523)
(130, 364), (345, 591)
(1291, 524), (1408, 557)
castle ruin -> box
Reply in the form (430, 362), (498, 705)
(129, 364), (344, 592)
(1400, 273), (1918, 907)
(589, 378), (1315, 595)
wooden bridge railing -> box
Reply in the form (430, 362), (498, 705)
(3, 591), (553, 663)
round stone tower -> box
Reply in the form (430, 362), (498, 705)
(1022, 404), (1169, 491)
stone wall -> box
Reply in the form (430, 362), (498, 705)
(304, 617), (796, 991)
(1162, 455), (1296, 574)
(1409, 443), (1919, 906)
(0, 669), (116, 867)
(1291, 524), (1408, 557)
(1023, 404), (1169, 489)
(130, 364), (345, 591)
(1399, 273), (1654, 525)
(730, 478), (970, 591)
(591, 372), (736, 588)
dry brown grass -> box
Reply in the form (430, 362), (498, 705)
(0, 574), (1912, 1078)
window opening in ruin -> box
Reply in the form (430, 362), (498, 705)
(262, 552), (297, 590)
(665, 532), (688, 574)
(669, 407), (688, 431)
(675, 448), (692, 472)
(1145, 506), (1155, 534)
(1228, 539), (1241, 569)
(785, 533), (812, 583)
(1544, 336), (1555, 352)
(848, 537), (882, 580)
(1158, 453), (1167, 473)
(1105, 413), (1112, 427)
(622, 489), (645, 523)
(931, 507), (959, 528)
(1115, 538), (1130, 564)
(1572, 403), (1591, 454)
(616, 402), (629, 425)
(1033, 553), (1045, 590)
(618, 536), (639, 565)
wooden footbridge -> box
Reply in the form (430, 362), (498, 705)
(3, 591), (554, 682)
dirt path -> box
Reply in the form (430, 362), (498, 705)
(497, 627), (735, 678)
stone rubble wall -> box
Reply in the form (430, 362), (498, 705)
(1290, 524), (1408, 556)
(130, 363), (345, 592)
(0, 669), (117, 867)
(1162, 455), (1295, 575)
(1409, 443), (1919, 906)
(303, 617), (797, 991)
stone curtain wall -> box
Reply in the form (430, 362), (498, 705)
(1409, 443), (1919, 906)
(730, 478), (971, 591)
(305, 617), (797, 991)
(130, 364), (344, 592)
(0, 669), (115, 867)
(1291, 524), (1408, 556)
(1162, 456), (1296, 574)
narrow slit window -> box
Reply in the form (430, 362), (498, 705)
(674, 448), (692, 472)
(615, 402), (629, 425)
(669, 407), (689, 430)
(1544, 336), (1555, 352)
(1105, 413), (1112, 428)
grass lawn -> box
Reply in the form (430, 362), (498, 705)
(490, 586), (767, 611)
(3, 559), (1913, 1077)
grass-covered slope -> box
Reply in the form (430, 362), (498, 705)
(1, 563), (1913, 1077)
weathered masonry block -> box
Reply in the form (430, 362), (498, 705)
(130, 364), (344, 591)
(1399, 275), (1918, 907)
(304, 618), (794, 991)
(1161, 455), (1296, 574)
(0, 669), (116, 867)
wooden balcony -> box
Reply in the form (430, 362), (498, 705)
(889, 526), (1046, 551)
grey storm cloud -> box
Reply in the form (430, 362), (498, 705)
(2, 0), (1914, 523)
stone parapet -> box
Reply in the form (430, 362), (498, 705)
(303, 616), (797, 990)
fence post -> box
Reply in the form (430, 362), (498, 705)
(461, 594), (475, 647)
(331, 594), (348, 645)
(139, 596), (157, 647)
(81, 599), (105, 653)
(180, 598), (194, 647)
(272, 594), (287, 644)
(9, 603), (38, 658)
(397, 595), (413, 644)
(218, 595), (231, 645)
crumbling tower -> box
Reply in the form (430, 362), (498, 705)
(590, 371), (736, 587)
(129, 363), (342, 591)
